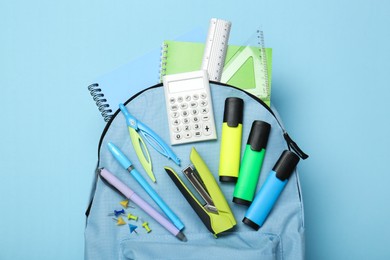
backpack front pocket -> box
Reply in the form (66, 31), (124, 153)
(120, 231), (281, 260)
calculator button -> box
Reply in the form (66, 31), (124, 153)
(169, 97), (176, 104)
(193, 123), (201, 130)
(200, 108), (209, 114)
(185, 95), (191, 101)
(192, 116), (200, 123)
(184, 132), (192, 139)
(194, 131), (202, 137)
(172, 119), (180, 126)
(177, 96), (183, 103)
(191, 109), (199, 115)
(203, 123), (212, 136)
(200, 93), (207, 99)
(180, 103), (188, 110)
(201, 115), (210, 121)
(181, 110), (189, 117)
(183, 125), (191, 132)
(190, 102), (198, 108)
(170, 104), (179, 111)
(174, 133), (182, 140)
(173, 126), (181, 133)
(182, 118), (190, 124)
(200, 100), (207, 107)
(192, 94), (199, 100)
(171, 111), (179, 118)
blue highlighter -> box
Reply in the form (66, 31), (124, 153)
(243, 150), (300, 230)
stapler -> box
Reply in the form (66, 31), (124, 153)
(164, 147), (236, 237)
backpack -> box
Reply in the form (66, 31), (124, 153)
(85, 81), (307, 260)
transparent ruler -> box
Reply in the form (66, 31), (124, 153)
(221, 30), (270, 100)
(201, 18), (231, 81)
(257, 30), (270, 100)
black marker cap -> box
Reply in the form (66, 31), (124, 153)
(223, 97), (244, 127)
(242, 217), (260, 231)
(247, 120), (271, 151)
(219, 176), (237, 183)
(273, 150), (300, 181)
(232, 197), (252, 206)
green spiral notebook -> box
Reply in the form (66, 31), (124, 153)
(160, 40), (272, 106)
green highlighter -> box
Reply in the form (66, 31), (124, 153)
(233, 120), (271, 206)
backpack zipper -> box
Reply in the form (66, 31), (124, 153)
(97, 82), (308, 160)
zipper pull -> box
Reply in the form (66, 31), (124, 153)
(283, 132), (309, 159)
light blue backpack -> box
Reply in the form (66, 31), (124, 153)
(85, 82), (307, 260)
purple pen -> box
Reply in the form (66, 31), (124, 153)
(99, 168), (187, 242)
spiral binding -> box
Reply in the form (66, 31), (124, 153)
(88, 83), (113, 122)
(256, 30), (270, 100)
(159, 42), (169, 82)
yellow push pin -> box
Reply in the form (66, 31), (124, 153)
(127, 213), (138, 221)
(141, 219), (152, 233)
(113, 217), (126, 226)
(120, 200), (135, 209)
(120, 200), (129, 208)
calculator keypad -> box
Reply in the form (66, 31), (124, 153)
(168, 91), (216, 145)
(163, 70), (217, 145)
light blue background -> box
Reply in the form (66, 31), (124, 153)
(1, 0), (389, 259)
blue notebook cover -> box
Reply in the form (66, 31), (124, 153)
(88, 28), (205, 122)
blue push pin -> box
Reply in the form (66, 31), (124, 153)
(108, 209), (126, 217)
(128, 224), (138, 234)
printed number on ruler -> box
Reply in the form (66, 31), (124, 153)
(257, 30), (270, 99)
(201, 18), (231, 82)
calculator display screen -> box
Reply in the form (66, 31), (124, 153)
(168, 77), (204, 93)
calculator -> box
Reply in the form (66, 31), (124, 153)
(162, 70), (217, 145)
